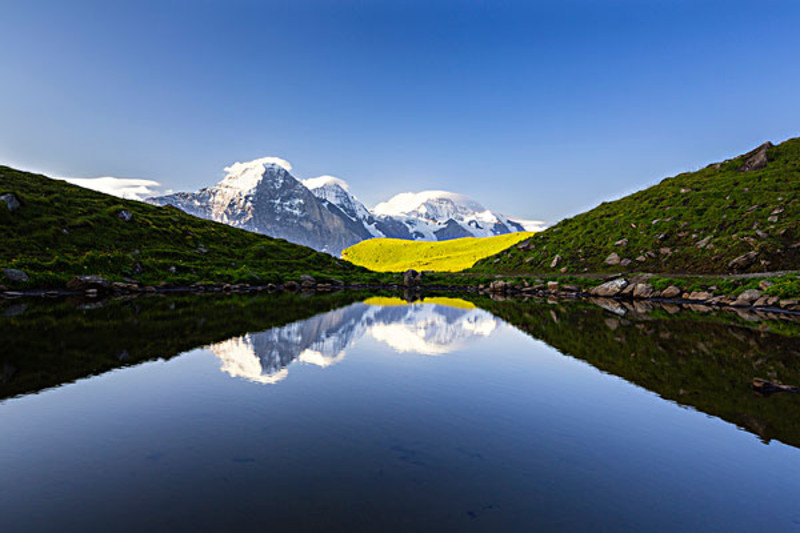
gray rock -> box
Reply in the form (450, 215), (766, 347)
(3, 268), (29, 282)
(403, 269), (420, 286)
(687, 291), (713, 301)
(550, 255), (561, 268)
(696, 236), (712, 248)
(546, 281), (559, 292)
(620, 258), (632, 267)
(66, 275), (111, 291)
(727, 251), (759, 271)
(660, 285), (682, 299)
(759, 280), (774, 291)
(118, 209), (133, 221)
(591, 278), (628, 297)
(489, 280), (507, 293)
(1, 193), (20, 211)
(734, 289), (762, 306)
(614, 238), (628, 247)
(604, 252), (621, 266)
(632, 283), (654, 299)
(738, 141), (773, 172)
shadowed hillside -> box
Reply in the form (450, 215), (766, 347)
(0, 166), (369, 289)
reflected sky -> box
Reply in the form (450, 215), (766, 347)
(2, 296), (800, 531)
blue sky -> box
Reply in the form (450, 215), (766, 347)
(2, 0), (799, 223)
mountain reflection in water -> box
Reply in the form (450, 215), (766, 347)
(210, 297), (498, 384)
(2, 292), (800, 530)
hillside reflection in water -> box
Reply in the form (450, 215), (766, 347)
(1, 293), (800, 531)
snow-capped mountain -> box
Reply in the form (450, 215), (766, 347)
(148, 158), (370, 254)
(148, 156), (544, 255)
(208, 299), (499, 384)
(372, 190), (534, 240)
(302, 176), (543, 241)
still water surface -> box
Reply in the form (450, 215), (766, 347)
(1, 294), (800, 531)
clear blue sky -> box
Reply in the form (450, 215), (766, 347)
(2, 0), (799, 223)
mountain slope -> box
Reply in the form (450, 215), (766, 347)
(342, 232), (534, 272)
(472, 138), (800, 275)
(0, 166), (366, 288)
(149, 158), (370, 255)
(373, 190), (536, 240)
(148, 158), (542, 254)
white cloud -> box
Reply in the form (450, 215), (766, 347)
(507, 217), (548, 232)
(58, 176), (164, 200)
(224, 156), (292, 175)
(302, 175), (350, 192)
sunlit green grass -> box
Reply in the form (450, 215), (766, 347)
(342, 232), (534, 272)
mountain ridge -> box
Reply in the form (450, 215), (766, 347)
(148, 158), (542, 255)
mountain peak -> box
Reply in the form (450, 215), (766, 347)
(372, 190), (485, 218)
(219, 157), (293, 192)
(302, 175), (350, 192)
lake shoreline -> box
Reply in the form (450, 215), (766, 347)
(3, 275), (800, 317)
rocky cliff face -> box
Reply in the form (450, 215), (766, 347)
(149, 158), (371, 255)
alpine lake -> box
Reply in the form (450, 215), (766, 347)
(2, 290), (800, 531)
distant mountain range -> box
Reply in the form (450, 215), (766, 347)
(148, 157), (543, 255)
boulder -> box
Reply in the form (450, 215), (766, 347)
(300, 274), (316, 288)
(403, 269), (420, 286)
(66, 275), (111, 291)
(614, 238), (628, 247)
(3, 268), (29, 282)
(738, 141), (773, 172)
(660, 285), (682, 299)
(118, 209), (133, 222)
(489, 280), (507, 293)
(687, 291), (713, 302)
(733, 289), (762, 307)
(620, 258), (632, 267)
(727, 251), (759, 271)
(1, 193), (21, 212)
(550, 255), (561, 268)
(752, 378), (799, 395)
(546, 281), (559, 292)
(591, 278), (628, 297)
(284, 280), (299, 291)
(632, 283), (655, 299)
(604, 252), (621, 266)
(758, 280), (774, 291)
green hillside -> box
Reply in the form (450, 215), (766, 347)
(0, 166), (369, 289)
(472, 138), (800, 275)
(342, 232), (534, 272)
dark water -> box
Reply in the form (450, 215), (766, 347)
(2, 293), (800, 531)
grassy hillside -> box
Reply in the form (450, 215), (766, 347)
(0, 291), (366, 400)
(472, 138), (800, 275)
(342, 232), (534, 272)
(0, 166), (371, 288)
